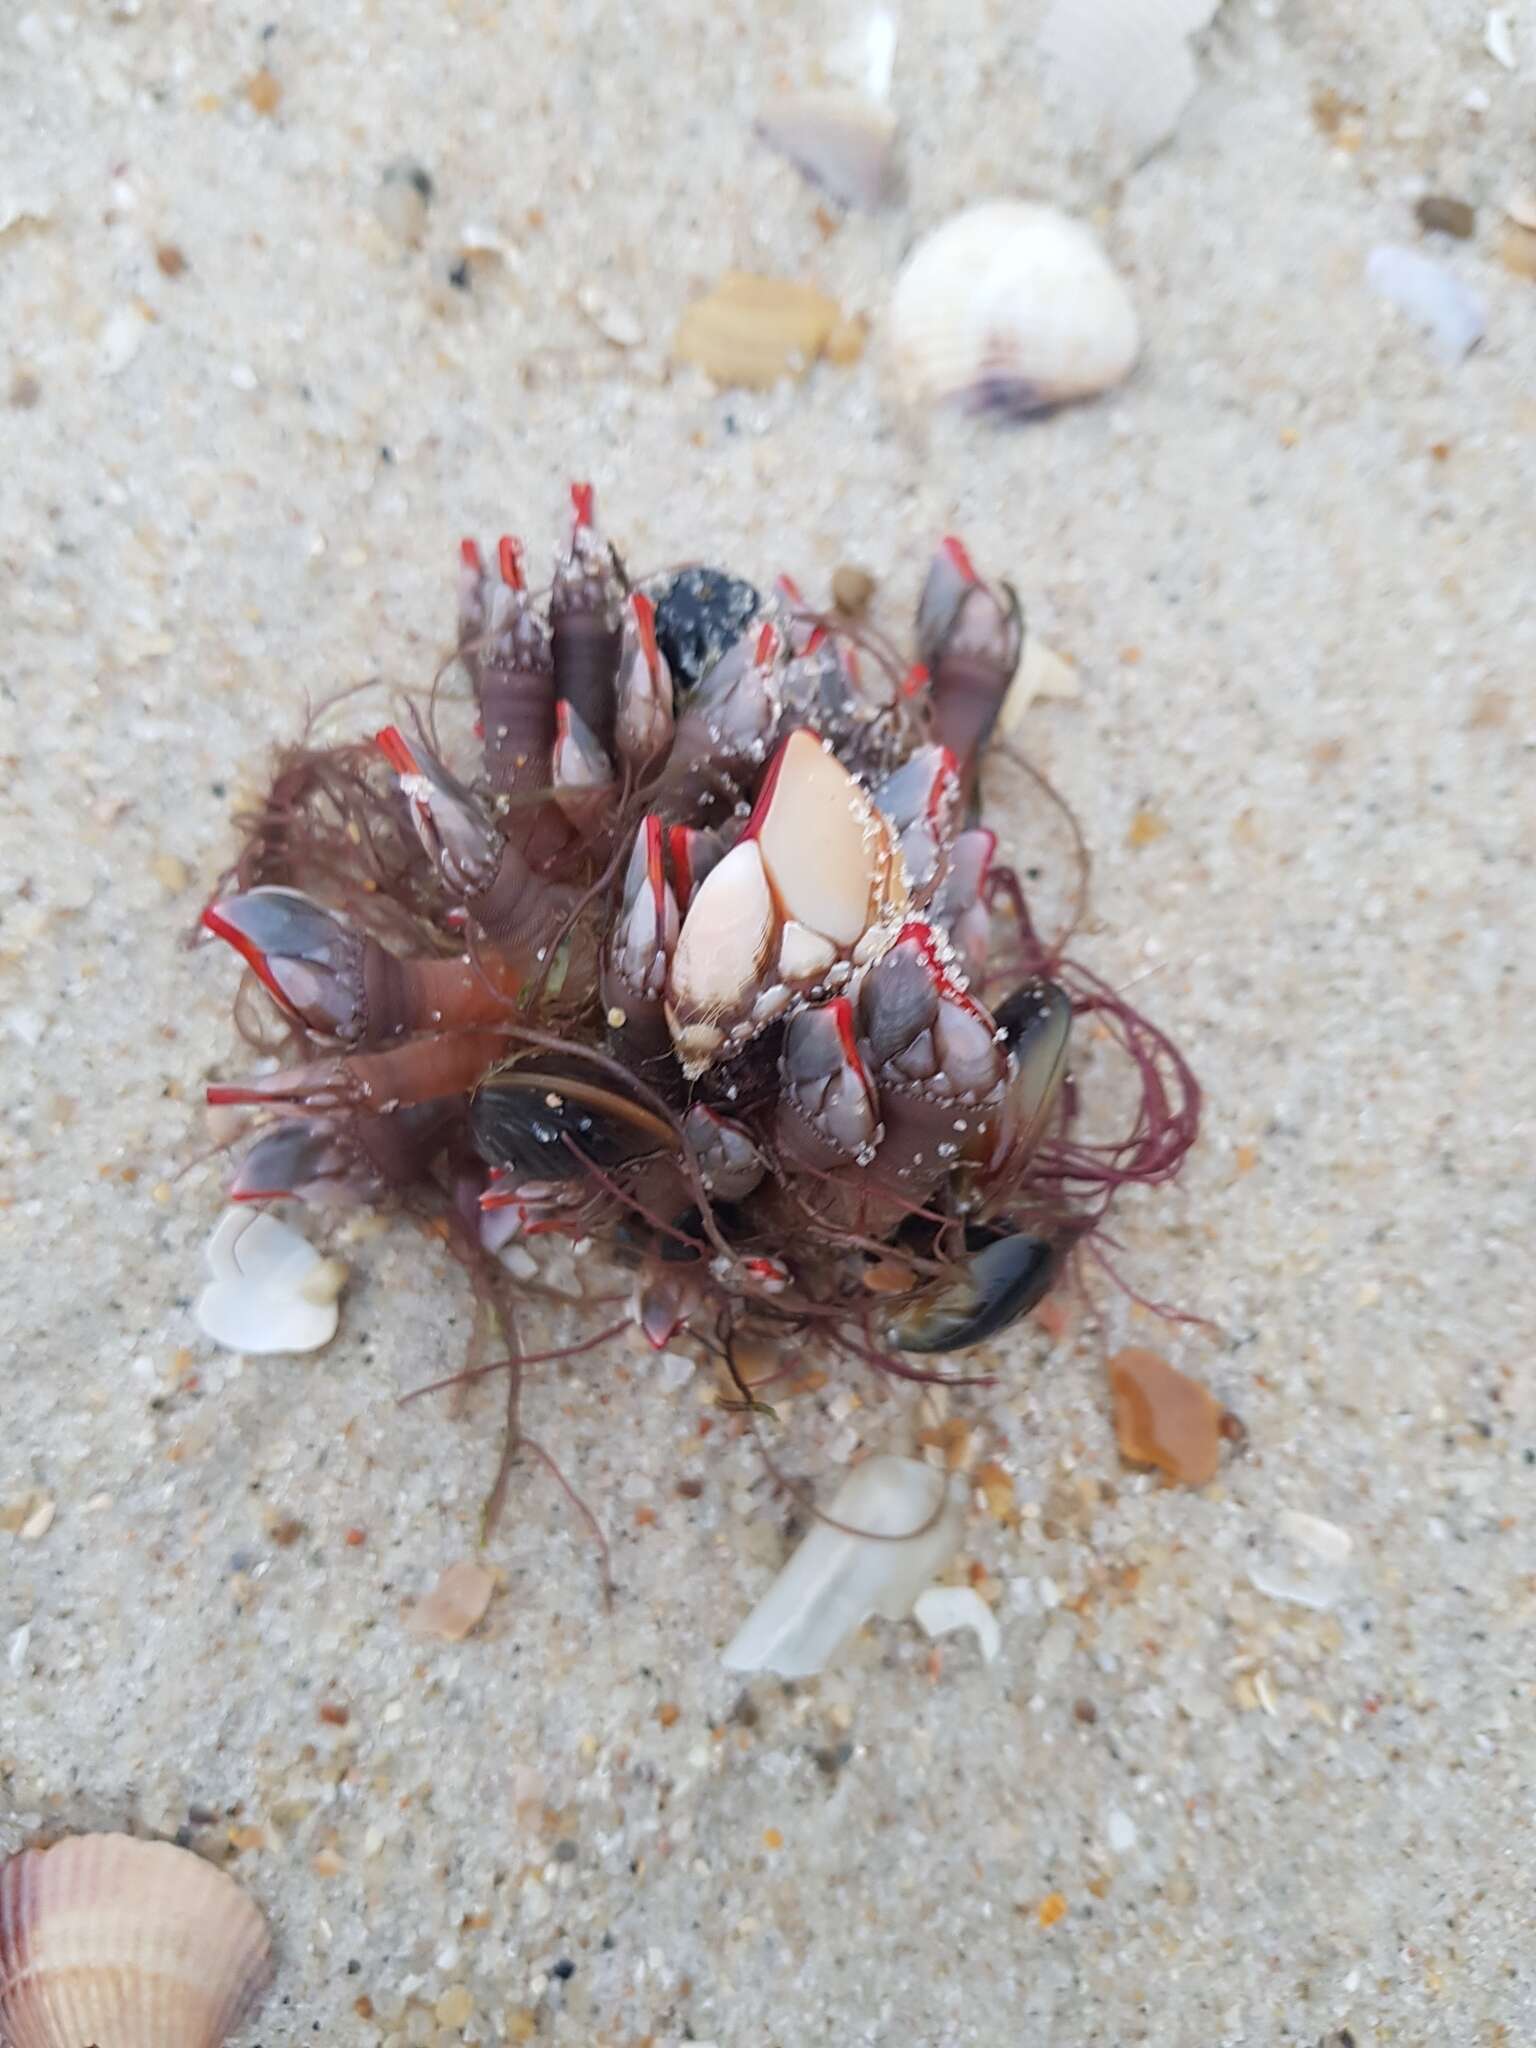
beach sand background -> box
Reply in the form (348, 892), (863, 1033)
(2, 2), (1533, 2042)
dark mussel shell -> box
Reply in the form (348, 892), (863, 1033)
(647, 567), (762, 693)
(886, 1226), (1058, 1354)
(470, 1061), (673, 1180)
(994, 977), (1072, 1154)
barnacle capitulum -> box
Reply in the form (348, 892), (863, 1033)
(0, 1833), (271, 2048)
(200, 486), (1200, 1521)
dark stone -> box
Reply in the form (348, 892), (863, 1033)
(648, 566), (761, 692)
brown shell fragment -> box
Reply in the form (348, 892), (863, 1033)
(0, 1832), (272, 2048)
(1108, 1347), (1226, 1486)
(674, 272), (844, 388)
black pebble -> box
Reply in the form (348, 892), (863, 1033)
(552, 1959), (576, 1981)
(648, 566), (761, 692)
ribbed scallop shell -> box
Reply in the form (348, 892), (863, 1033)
(0, 1834), (271, 2048)
(890, 201), (1139, 415)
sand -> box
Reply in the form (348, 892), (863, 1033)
(3, 2), (1533, 2043)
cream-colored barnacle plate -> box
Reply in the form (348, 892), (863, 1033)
(665, 838), (776, 1072)
(665, 730), (912, 1074)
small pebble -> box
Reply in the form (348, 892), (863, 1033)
(245, 69), (282, 115)
(8, 370), (40, 409)
(410, 1560), (497, 1641)
(152, 852), (190, 894)
(576, 282), (643, 347)
(831, 563), (877, 617)
(1497, 223), (1536, 281)
(1415, 194), (1475, 239)
(155, 242), (188, 277)
(19, 1498), (56, 1543)
(376, 161), (434, 246)
(98, 306), (146, 376)
(433, 1986), (474, 2030)
(1106, 1808), (1137, 1853)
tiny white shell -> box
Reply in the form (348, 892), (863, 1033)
(913, 1584), (1002, 1663)
(195, 1207), (345, 1354)
(890, 201), (1139, 416)
(0, 1833), (271, 2048)
(721, 1453), (967, 1678)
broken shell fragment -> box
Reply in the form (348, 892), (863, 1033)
(1108, 1346), (1226, 1485)
(0, 1832), (272, 2048)
(410, 1559), (498, 1641)
(890, 201), (1139, 416)
(1041, 0), (1221, 169)
(721, 1453), (967, 1678)
(1365, 245), (1485, 362)
(912, 1584), (1001, 1662)
(194, 1207), (345, 1354)
(674, 272), (844, 389)
(756, 90), (898, 210)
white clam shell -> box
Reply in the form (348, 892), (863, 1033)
(721, 1453), (967, 1678)
(194, 1207), (345, 1354)
(890, 201), (1139, 415)
(0, 1833), (271, 2048)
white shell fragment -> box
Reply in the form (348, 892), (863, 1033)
(722, 1453), (967, 1678)
(890, 201), (1139, 416)
(0, 1832), (271, 2048)
(1365, 244), (1486, 362)
(912, 1584), (1002, 1663)
(1001, 635), (1081, 734)
(1041, 0), (1222, 168)
(756, 91), (898, 209)
(1485, 7), (1516, 69)
(1248, 1508), (1355, 1613)
(826, 5), (897, 100)
(194, 1208), (346, 1354)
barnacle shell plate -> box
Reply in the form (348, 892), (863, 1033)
(0, 1833), (272, 2048)
(890, 200), (1139, 414)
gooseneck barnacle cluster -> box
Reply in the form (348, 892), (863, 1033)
(201, 485), (1200, 1502)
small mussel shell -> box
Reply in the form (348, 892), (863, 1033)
(647, 567), (762, 693)
(995, 976), (1072, 1158)
(470, 1061), (669, 1180)
(887, 1228), (1058, 1353)
(0, 1832), (271, 2048)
